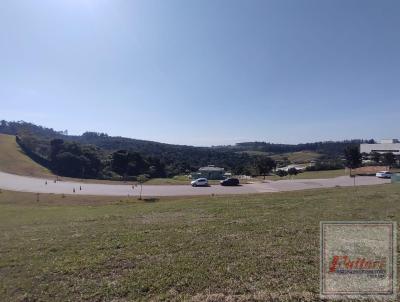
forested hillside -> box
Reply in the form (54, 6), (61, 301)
(0, 120), (369, 179)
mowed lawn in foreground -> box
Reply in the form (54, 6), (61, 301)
(1, 185), (399, 301)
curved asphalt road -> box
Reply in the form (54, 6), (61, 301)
(0, 171), (390, 197)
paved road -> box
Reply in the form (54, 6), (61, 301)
(0, 171), (390, 197)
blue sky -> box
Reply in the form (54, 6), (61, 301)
(1, 0), (399, 146)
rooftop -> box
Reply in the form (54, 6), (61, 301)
(361, 139), (400, 145)
(199, 165), (225, 172)
(380, 139), (399, 144)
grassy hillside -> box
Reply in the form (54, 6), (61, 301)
(238, 150), (321, 163)
(0, 134), (348, 185)
(240, 150), (322, 164)
(0, 184), (399, 301)
(270, 151), (322, 163)
(239, 150), (272, 156)
(262, 169), (347, 181)
(0, 134), (53, 178)
(0, 134), (137, 184)
(0, 121), (367, 178)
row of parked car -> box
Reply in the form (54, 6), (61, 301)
(376, 171), (392, 179)
(190, 177), (240, 187)
(191, 171), (393, 187)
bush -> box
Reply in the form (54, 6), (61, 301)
(276, 170), (288, 177)
(288, 167), (298, 176)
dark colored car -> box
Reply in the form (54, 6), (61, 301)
(220, 178), (240, 186)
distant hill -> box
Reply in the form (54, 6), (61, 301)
(0, 120), (372, 155)
(0, 120), (372, 178)
(234, 140), (375, 156)
(0, 120), (254, 176)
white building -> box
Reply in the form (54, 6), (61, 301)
(360, 139), (400, 155)
(191, 165), (225, 180)
(276, 164), (308, 172)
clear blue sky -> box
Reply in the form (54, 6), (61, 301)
(1, 0), (399, 146)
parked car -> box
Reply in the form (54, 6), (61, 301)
(220, 178), (240, 186)
(376, 171), (392, 179)
(191, 178), (208, 187)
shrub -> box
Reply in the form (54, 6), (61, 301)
(276, 170), (288, 177)
(288, 167), (298, 176)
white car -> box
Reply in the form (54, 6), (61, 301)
(191, 178), (208, 187)
(376, 171), (392, 179)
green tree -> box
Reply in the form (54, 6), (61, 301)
(49, 140), (103, 179)
(344, 146), (362, 170)
(126, 152), (148, 176)
(383, 152), (395, 167)
(147, 157), (166, 178)
(81, 146), (103, 178)
(256, 157), (276, 179)
(50, 139), (65, 162)
(288, 167), (298, 176)
(137, 174), (149, 200)
(344, 146), (362, 186)
(54, 152), (84, 177)
(371, 151), (381, 164)
(111, 150), (130, 176)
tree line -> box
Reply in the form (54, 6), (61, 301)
(1, 120), (379, 180)
(47, 139), (170, 179)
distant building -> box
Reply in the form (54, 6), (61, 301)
(276, 164), (307, 172)
(360, 139), (400, 155)
(191, 165), (225, 180)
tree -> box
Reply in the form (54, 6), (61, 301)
(111, 150), (151, 178)
(256, 157), (276, 179)
(49, 139), (104, 178)
(147, 157), (166, 178)
(344, 146), (362, 170)
(81, 146), (103, 178)
(371, 151), (381, 164)
(232, 165), (245, 176)
(288, 167), (298, 176)
(383, 152), (396, 167)
(344, 146), (362, 186)
(54, 152), (84, 177)
(50, 139), (65, 162)
(126, 152), (148, 176)
(111, 150), (130, 176)
(137, 174), (149, 200)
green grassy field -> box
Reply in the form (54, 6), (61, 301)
(238, 150), (272, 156)
(239, 150), (321, 164)
(270, 151), (321, 163)
(0, 134), (54, 178)
(261, 169), (348, 181)
(1, 184), (399, 301)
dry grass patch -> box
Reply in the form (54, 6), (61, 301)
(0, 134), (53, 178)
